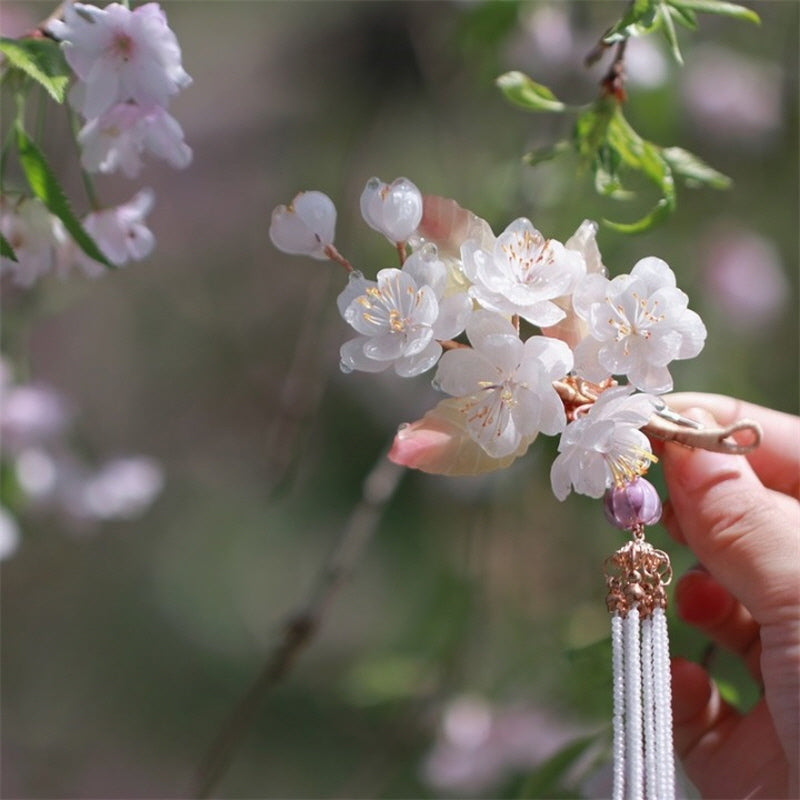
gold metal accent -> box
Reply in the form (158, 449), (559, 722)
(605, 528), (672, 618)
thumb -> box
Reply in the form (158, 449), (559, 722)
(660, 408), (799, 629)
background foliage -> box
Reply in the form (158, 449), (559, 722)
(2, 1), (797, 797)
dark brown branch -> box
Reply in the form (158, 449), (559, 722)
(190, 450), (406, 798)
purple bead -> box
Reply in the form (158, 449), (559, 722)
(604, 477), (662, 530)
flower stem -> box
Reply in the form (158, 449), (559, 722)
(323, 243), (354, 273)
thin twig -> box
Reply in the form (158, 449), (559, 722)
(262, 270), (333, 494)
(190, 450), (406, 798)
(600, 39), (628, 102)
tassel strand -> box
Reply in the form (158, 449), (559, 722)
(606, 535), (675, 800)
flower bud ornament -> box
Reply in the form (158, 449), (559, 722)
(269, 191), (336, 260)
(360, 177), (423, 243)
(603, 476), (662, 530)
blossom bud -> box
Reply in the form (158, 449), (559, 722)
(360, 176), (423, 243)
(269, 191), (336, 260)
(603, 476), (662, 530)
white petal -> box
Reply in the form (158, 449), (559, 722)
(337, 271), (371, 317)
(572, 273), (610, 320)
(293, 191), (336, 248)
(572, 337), (608, 383)
(517, 299), (566, 327)
(628, 361), (674, 393)
(674, 309), (707, 359)
(340, 338), (391, 373)
(565, 219), (603, 276)
(465, 310), (516, 348)
(395, 340), (442, 377)
(432, 292), (472, 340)
(524, 335), (574, 379)
(435, 348), (494, 396)
(402, 246), (446, 295)
(630, 256), (676, 291)
(550, 451), (574, 501)
(364, 332), (406, 361)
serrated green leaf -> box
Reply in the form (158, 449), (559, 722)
(516, 735), (598, 798)
(661, 146), (732, 189)
(523, 140), (572, 167)
(658, 1), (685, 64)
(667, 0), (759, 24)
(603, 0), (659, 42)
(496, 71), (566, 113)
(15, 125), (113, 269)
(0, 37), (71, 103)
(1, 231), (18, 262)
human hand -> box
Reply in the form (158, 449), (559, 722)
(659, 393), (800, 799)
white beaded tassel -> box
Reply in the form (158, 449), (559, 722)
(606, 537), (675, 800)
(623, 608), (645, 799)
(611, 613), (627, 800)
(652, 606), (676, 798)
(641, 613), (658, 800)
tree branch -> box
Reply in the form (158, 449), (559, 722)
(190, 449), (406, 798)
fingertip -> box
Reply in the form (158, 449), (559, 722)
(675, 568), (734, 627)
(670, 657), (713, 726)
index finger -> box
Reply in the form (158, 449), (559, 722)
(664, 392), (800, 499)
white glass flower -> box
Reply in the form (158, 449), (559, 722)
(49, 2), (192, 120)
(434, 311), (573, 458)
(337, 246), (471, 377)
(269, 191), (336, 260)
(59, 188), (156, 277)
(541, 219), (607, 348)
(78, 103), (192, 178)
(550, 386), (658, 501)
(360, 176), (423, 243)
(572, 257), (707, 393)
(0, 196), (61, 287)
(461, 218), (585, 327)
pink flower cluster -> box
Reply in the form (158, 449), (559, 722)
(50, 2), (192, 178)
(0, 3), (191, 287)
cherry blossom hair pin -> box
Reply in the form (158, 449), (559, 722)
(269, 179), (761, 800)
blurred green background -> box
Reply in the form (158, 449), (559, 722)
(1, 1), (797, 797)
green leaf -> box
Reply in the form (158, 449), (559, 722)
(15, 125), (113, 269)
(658, 1), (685, 63)
(593, 144), (635, 199)
(523, 140), (572, 167)
(667, 2), (699, 29)
(516, 735), (599, 798)
(496, 71), (566, 113)
(1, 231), (18, 262)
(604, 197), (674, 233)
(601, 108), (677, 233)
(0, 37), (71, 103)
(667, 0), (760, 24)
(603, 0), (659, 42)
(661, 146), (732, 189)
(573, 101), (615, 163)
